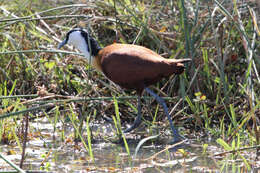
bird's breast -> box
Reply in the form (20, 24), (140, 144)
(92, 56), (102, 72)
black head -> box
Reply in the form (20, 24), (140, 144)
(58, 28), (101, 57)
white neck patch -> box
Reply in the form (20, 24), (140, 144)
(67, 31), (91, 63)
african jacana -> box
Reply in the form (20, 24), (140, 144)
(58, 28), (191, 143)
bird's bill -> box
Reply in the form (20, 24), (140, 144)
(58, 39), (67, 49)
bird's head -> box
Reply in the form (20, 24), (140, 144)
(58, 28), (85, 47)
(58, 28), (101, 62)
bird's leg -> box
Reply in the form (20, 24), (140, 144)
(123, 96), (142, 133)
(144, 88), (184, 143)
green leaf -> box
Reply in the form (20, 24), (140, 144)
(214, 77), (220, 84)
(230, 104), (237, 127)
(44, 61), (55, 70)
(216, 138), (232, 151)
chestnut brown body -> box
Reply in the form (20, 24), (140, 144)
(97, 43), (190, 94)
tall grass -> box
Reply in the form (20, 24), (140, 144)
(0, 0), (259, 171)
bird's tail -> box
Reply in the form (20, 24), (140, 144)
(169, 58), (192, 74)
(172, 58), (192, 64)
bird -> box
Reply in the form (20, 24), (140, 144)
(58, 28), (191, 143)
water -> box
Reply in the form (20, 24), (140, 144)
(0, 117), (259, 172)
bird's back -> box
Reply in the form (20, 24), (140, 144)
(97, 43), (189, 93)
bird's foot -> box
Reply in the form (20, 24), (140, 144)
(169, 133), (186, 144)
(166, 135), (188, 152)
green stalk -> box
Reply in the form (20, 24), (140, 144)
(86, 115), (93, 160)
(113, 97), (130, 156)
(0, 153), (26, 173)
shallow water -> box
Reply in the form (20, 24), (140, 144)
(0, 117), (259, 172)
